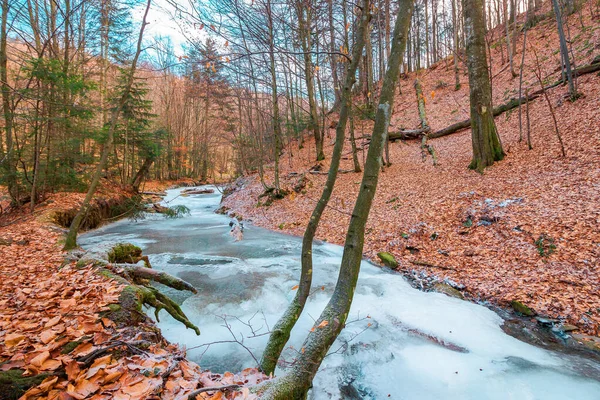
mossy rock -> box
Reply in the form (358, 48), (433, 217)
(433, 283), (464, 299)
(511, 300), (536, 316)
(108, 243), (143, 264)
(377, 252), (398, 268)
(0, 369), (50, 400)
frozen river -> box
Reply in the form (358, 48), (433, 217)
(81, 186), (600, 399)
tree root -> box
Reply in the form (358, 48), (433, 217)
(77, 340), (151, 367)
(138, 285), (201, 335)
(82, 243), (200, 336)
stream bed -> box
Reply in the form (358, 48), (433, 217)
(81, 187), (600, 399)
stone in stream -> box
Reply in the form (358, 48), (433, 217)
(377, 252), (398, 268)
(511, 300), (536, 316)
(433, 282), (465, 299)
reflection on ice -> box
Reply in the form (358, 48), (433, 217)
(80, 186), (600, 399)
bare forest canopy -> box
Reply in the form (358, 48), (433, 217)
(1, 0), (597, 208)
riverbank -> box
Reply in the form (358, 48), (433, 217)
(0, 185), (264, 399)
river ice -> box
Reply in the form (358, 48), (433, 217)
(81, 187), (600, 399)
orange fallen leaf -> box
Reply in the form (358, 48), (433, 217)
(41, 359), (62, 371)
(30, 351), (51, 368)
(65, 360), (81, 381)
(291, 285), (299, 290)
(317, 320), (329, 329)
(4, 333), (26, 348)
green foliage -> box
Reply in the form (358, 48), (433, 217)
(535, 234), (556, 257)
(162, 205), (191, 219)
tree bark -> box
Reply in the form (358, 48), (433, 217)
(259, 0), (371, 375)
(259, 1), (413, 396)
(463, 0), (504, 172)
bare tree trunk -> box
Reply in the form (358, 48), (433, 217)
(295, 2), (324, 161)
(452, 0), (461, 90)
(1, 0), (19, 205)
(63, 0), (152, 250)
(504, 0), (517, 77)
(259, 0), (371, 375)
(259, 1), (414, 396)
(266, 0), (282, 193)
(349, 109), (361, 172)
(463, 0), (505, 172)
(328, 0), (341, 107)
(551, 0), (576, 98)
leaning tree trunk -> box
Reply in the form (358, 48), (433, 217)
(463, 0), (504, 172)
(258, 1), (414, 396)
(63, 0), (152, 250)
(130, 154), (155, 192)
(259, 0), (371, 375)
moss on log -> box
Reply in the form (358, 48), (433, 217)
(108, 243), (143, 263)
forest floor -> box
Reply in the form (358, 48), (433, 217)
(0, 182), (265, 399)
(222, 6), (600, 339)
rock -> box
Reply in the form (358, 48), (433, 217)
(215, 206), (229, 215)
(433, 283), (464, 299)
(511, 300), (536, 316)
(0, 237), (13, 246)
(571, 334), (600, 353)
(377, 252), (398, 268)
(559, 324), (579, 332)
(535, 316), (558, 326)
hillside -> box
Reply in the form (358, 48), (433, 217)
(222, 4), (600, 337)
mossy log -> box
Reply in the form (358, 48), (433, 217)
(119, 264), (197, 293)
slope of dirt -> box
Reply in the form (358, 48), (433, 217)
(222, 4), (600, 337)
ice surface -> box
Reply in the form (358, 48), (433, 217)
(80, 186), (600, 399)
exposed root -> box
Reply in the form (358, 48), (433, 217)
(74, 243), (200, 336)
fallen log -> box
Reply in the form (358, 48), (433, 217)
(309, 169), (355, 175)
(141, 191), (166, 196)
(182, 188), (214, 195)
(411, 260), (456, 271)
(399, 61), (600, 140)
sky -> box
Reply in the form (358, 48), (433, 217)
(133, 0), (204, 57)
